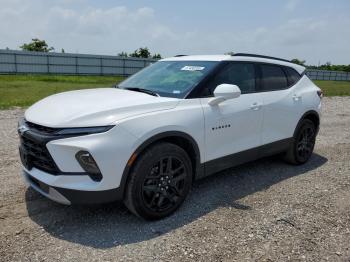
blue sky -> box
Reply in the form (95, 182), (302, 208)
(0, 0), (349, 64)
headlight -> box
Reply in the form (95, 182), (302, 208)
(55, 126), (114, 136)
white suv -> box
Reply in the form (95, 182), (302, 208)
(18, 53), (322, 219)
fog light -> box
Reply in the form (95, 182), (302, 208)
(75, 151), (102, 181)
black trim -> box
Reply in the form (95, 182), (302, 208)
(188, 61), (260, 98)
(185, 61), (226, 99)
(232, 53), (291, 63)
(25, 171), (122, 204)
(19, 130), (61, 174)
(26, 136), (301, 204)
(55, 186), (123, 204)
(202, 138), (293, 178)
(187, 61), (306, 98)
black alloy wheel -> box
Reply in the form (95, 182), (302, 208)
(142, 156), (187, 212)
(284, 119), (316, 165)
(124, 142), (192, 220)
(295, 123), (316, 163)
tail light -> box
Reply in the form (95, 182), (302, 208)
(317, 90), (323, 99)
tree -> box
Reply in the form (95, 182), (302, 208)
(225, 51), (235, 55)
(130, 47), (151, 58)
(20, 38), (54, 52)
(291, 58), (306, 66)
(61, 48), (65, 53)
(152, 53), (162, 59)
(118, 47), (162, 59)
(117, 51), (128, 57)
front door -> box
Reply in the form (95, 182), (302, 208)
(199, 62), (263, 170)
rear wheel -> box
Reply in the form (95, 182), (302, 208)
(124, 142), (192, 220)
(284, 119), (316, 165)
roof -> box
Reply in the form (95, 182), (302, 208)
(161, 54), (305, 74)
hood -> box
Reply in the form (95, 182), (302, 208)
(25, 88), (179, 127)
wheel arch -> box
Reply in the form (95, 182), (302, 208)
(293, 110), (320, 137)
(119, 131), (203, 198)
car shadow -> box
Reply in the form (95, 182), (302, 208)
(25, 153), (327, 249)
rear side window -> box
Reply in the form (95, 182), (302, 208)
(260, 64), (288, 91)
(203, 62), (256, 96)
(284, 67), (302, 86)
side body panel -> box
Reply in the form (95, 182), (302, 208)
(260, 76), (321, 145)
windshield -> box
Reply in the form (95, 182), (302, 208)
(118, 61), (219, 98)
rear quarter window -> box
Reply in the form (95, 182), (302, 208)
(284, 67), (302, 86)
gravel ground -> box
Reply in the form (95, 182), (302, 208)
(0, 97), (349, 262)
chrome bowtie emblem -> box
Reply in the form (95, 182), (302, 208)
(18, 125), (29, 135)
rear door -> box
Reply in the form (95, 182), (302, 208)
(258, 64), (303, 145)
(200, 62), (264, 166)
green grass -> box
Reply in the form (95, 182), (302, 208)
(314, 80), (350, 96)
(0, 75), (349, 109)
(0, 75), (124, 109)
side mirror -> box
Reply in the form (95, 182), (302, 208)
(208, 84), (241, 106)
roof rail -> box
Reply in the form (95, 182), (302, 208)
(174, 55), (187, 57)
(232, 53), (290, 63)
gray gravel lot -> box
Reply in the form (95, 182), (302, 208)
(0, 97), (349, 261)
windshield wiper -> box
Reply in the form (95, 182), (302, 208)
(123, 87), (160, 97)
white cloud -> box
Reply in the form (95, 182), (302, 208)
(286, 0), (300, 11)
(0, 0), (174, 54)
(0, 0), (349, 64)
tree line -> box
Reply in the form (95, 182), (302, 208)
(17, 38), (162, 59)
(291, 58), (350, 72)
(9, 39), (350, 72)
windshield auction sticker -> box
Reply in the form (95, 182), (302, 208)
(181, 66), (205, 71)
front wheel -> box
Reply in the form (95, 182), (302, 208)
(124, 142), (192, 220)
(284, 119), (316, 165)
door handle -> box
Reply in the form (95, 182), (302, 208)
(292, 94), (301, 101)
(250, 102), (261, 111)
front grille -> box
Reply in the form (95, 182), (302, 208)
(25, 121), (60, 134)
(20, 135), (60, 174)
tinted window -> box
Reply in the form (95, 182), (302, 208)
(284, 67), (301, 86)
(261, 64), (288, 91)
(203, 63), (256, 96)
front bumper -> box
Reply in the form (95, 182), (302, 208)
(18, 121), (138, 194)
(23, 171), (123, 205)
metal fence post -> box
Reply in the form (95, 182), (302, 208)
(47, 53), (50, 74)
(123, 58), (126, 76)
(75, 56), (78, 74)
(14, 53), (17, 74)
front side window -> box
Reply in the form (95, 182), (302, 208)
(202, 62), (256, 96)
(118, 61), (219, 98)
(260, 64), (288, 91)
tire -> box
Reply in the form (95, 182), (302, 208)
(284, 119), (316, 165)
(124, 142), (193, 220)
